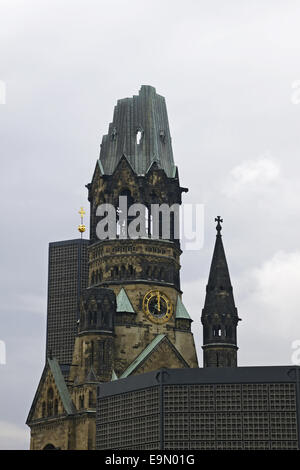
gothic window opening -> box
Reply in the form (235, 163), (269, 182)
(89, 391), (94, 408)
(213, 326), (222, 337)
(117, 189), (134, 237)
(146, 266), (151, 279)
(43, 444), (56, 450)
(90, 340), (94, 365)
(79, 395), (84, 409)
(47, 387), (54, 417)
(159, 268), (165, 281)
(170, 212), (175, 240)
(136, 128), (143, 145)
(54, 399), (58, 415)
(128, 265), (134, 277)
(113, 266), (119, 279)
(121, 265), (126, 278)
(145, 206), (152, 237)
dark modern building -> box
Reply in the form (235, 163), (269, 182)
(46, 238), (89, 365)
(96, 366), (300, 450)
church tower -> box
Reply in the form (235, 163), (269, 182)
(86, 85), (198, 375)
(26, 86), (198, 450)
(201, 217), (241, 367)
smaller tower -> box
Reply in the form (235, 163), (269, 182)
(201, 217), (241, 367)
(70, 287), (116, 384)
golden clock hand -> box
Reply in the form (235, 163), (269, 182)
(157, 292), (160, 312)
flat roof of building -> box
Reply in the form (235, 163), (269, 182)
(97, 365), (300, 398)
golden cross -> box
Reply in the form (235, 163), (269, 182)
(78, 207), (85, 218)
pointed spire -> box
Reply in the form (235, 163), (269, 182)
(201, 217), (241, 368)
(204, 217), (237, 315)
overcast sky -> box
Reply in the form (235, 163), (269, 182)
(1, 0), (300, 449)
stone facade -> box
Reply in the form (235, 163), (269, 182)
(26, 86), (199, 450)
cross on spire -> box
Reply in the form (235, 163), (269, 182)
(78, 207), (86, 219)
(78, 207), (86, 238)
(215, 216), (223, 234)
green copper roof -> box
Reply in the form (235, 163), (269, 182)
(98, 159), (105, 175)
(116, 288), (135, 313)
(111, 370), (118, 381)
(48, 358), (75, 415)
(99, 85), (176, 178)
(175, 296), (192, 320)
(120, 334), (166, 378)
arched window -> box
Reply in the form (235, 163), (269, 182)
(54, 399), (58, 415)
(90, 340), (94, 364)
(113, 266), (119, 279)
(146, 266), (151, 279)
(117, 189), (134, 237)
(128, 265), (134, 277)
(43, 444), (56, 450)
(121, 265), (126, 278)
(136, 128), (143, 145)
(47, 387), (54, 416)
(79, 395), (84, 409)
(213, 326), (222, 337)
(88, 391), (94, 408)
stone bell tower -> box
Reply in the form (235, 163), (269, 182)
(26, 86), (198, 451)
(86, 85), (198, 375)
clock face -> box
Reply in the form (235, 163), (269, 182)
(143, 290), (173, 324)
